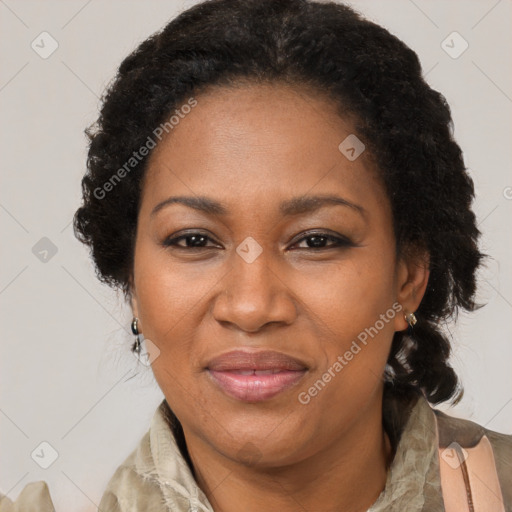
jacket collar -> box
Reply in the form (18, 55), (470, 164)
(370, 388), (445, 511)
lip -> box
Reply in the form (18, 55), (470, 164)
(206, 350), (308, 402)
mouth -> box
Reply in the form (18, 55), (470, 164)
(205, 350), (308, 402)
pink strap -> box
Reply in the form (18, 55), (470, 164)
(438, 435), (505, 512)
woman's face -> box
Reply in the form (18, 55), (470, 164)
(131, 83), (425, 467)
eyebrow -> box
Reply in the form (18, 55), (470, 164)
(150, 194), (366, 218)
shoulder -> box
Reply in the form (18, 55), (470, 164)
(98, 461), (165, 512)
(433, 407), (512, 507)
(0, 481), (55, 512)
(98, 401), (208, 512)
(433, 406), (512, 454)
(98, 429), (166, 512)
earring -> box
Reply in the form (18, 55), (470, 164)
(404, 311), (417, 327)
(131, 317), (142, 354)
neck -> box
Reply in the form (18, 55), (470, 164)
(183, 389), (393, 512)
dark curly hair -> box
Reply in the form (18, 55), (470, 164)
(73, 0), (485, 405)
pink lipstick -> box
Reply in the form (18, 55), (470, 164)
(206, 350), (308, 402)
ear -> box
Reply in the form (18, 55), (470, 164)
(393, 246), (430, 332)
(131, 293), (139, 319)
(128, 272), (139, 319)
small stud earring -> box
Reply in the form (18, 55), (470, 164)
(404, 311), (417, 327)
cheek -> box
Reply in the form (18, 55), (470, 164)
(133, 236), (214, 328)
(292, 248), (397, 399)
(132, 244), (207, 376)
(294, 249), (397, 342)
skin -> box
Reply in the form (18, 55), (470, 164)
(130, 82), (429, 512)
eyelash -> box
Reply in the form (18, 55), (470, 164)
(162, 231), (355, 251)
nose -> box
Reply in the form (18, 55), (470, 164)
(212, 247), (297, 333)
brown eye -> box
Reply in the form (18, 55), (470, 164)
(291, 232), (354, 250)
(163, 232), (219, 249)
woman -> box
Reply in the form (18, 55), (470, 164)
(2, 0), (510, 510)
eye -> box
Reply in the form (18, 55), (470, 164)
(162, 230), (355, 251)
(163, 231), (220, 250)
(291, 231), (354, 250)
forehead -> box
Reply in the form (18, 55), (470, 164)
(140, 82), (387, 217)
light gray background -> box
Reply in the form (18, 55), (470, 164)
(1, 0), (511, 510)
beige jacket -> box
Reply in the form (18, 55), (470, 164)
(2, 389), (511, 511)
